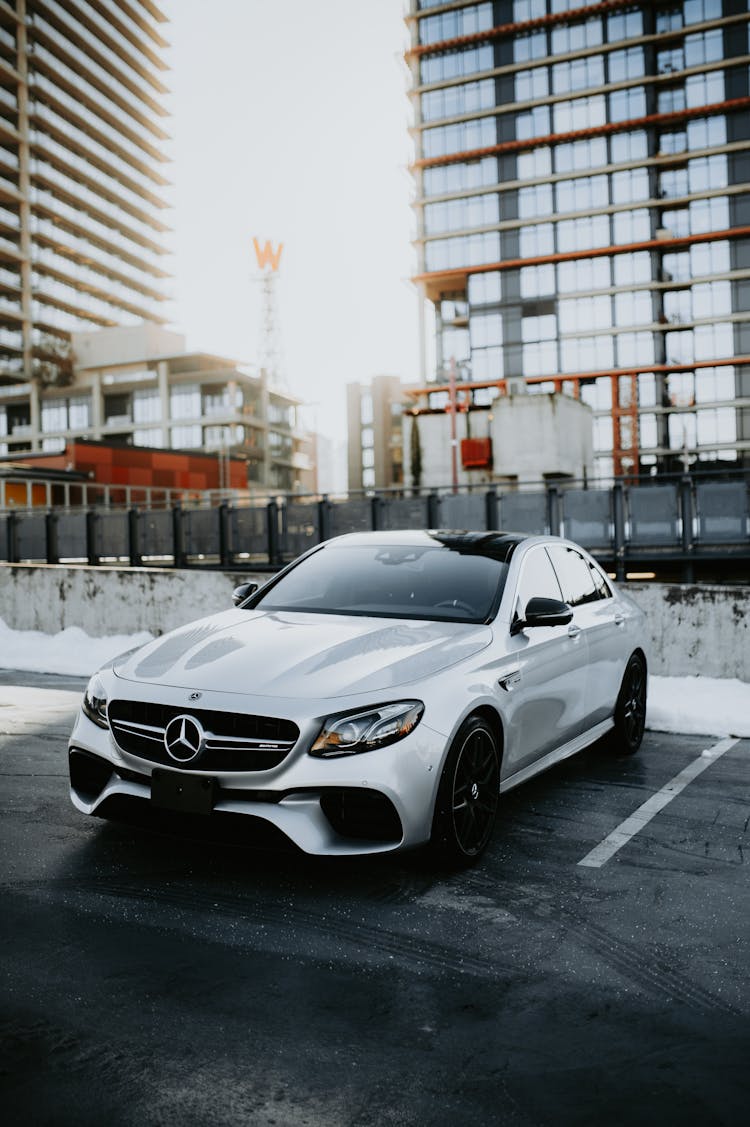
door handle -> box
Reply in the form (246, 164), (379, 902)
(567, 624), (581, 639)
(614, 613), (625, 627)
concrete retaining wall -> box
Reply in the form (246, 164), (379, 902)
(0, 564), (747, 680)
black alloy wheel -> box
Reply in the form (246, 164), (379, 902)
(611, 653), (647, 755)
(430, 714), (500, 865)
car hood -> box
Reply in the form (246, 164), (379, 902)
(113, 609), (493, 698)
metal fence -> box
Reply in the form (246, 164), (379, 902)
(1, 475), (749, 580)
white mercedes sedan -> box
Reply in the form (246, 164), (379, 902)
(69, 531), (648, 865)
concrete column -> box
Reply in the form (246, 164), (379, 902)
(157, 360), (170, 444)
(90, 371), (103, 438)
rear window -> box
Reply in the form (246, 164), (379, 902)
(254, 543), (512, 623)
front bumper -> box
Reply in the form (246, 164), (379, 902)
(68, 702), (448, 856)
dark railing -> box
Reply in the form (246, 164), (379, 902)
(1, 474), (749, 581)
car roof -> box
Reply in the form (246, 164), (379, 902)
(326, 529), (532, 560)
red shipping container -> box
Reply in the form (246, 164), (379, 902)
(461, 437), (493, 469)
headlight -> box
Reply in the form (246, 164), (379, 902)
(82, 674), (109, 729)
(310, 700), (424, 759)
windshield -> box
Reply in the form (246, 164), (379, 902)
(253, 539), (516, 623)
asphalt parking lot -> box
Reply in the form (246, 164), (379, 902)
(0, 669), (748, 1126)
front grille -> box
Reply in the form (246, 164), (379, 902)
(108, 700), (299, 772)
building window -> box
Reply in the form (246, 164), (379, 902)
(612, 167), (650, 205)
(41, 401), (67, 433)
(614, 251), (651, 287)
(552, 56), (604, 96)
(689, 196), (729, 235)
(612, 208), (650, 244)
(687, 116), (726, 150)
(468, 271), (502, 304)
(608, 47), (645, 83)
(470, 311), (503, 348)
(695, 366), (735, 403)
(556, 213), (610, 253)
(614, 290), (653, 327)
(133, 388), (160, 423)
(515, 67), (549, 102)
(661, 207), (690, 238)
(361, 427), (374, 449)
(684, 28), (723, 67)
(519, 223), (554, 257)
(690, 239), (730, 277)
(686, 71), (724, 108)
(360, 393), (373, 426)
(420, 44), (494, 85)
(694, 322), (734, 361)
(688, 154), (728, 192)
(171, 425), (202, 449)
(659, 166), (688, 199)
(423, 157), (498, 198)
(556, 175), (608, 213)
(423, 117), (496, 160)
(656, 7), (682, 33)
(560, 295), (611, 333)
(424, 231), (500, 271)
(520, 263), (555, 299)
(609, 86), (646, 123)
(170, 384), (200, 420)
(519, 182), (553, 219)
(513, 0), (545, 20)
(424, 193), (499, 235)
(658, 85), (686, 114)
(421, 78), (496, 123)
(664, 289), (692, 324)
(683, 0), (722, 26)
(551, 17), (602, 55)
(517, 146), (551, 180)
(607, 8), (644, 39)
(692, 280), (731, 319)
(610, 130), (648, 164)
(419, 3), (493, 47)
(557, 256), (611, 294)
(133, 429), (164, 448)
(516, 104), (550, 140)
(514, 29), (546, 62)
(553, 95), (606, 133)
(554, 137), (607, 174)
(617, 332), (654, 367)
(561, 335), (613, 373)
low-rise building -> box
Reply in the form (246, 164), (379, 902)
(0, 323), (310, 492)
(347, 375), (405, 491)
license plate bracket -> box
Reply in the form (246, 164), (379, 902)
(151, 767), (216, 815)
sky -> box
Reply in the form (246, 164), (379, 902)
(166, 0), (421, 439)
(2, 616), (749, 737)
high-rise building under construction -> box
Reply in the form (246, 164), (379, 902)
(407, 0), (750, 476)
(0, 0), (169, 434)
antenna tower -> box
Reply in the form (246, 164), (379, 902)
(253, 237), (285, 387)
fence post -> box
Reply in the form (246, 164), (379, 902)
(547, 485), (561, 537)
(128, 508), (141, 567)
(371, 494), (383, 531)
(45, 510), (59, 565)
(680, 475), (694, 583)
(266, 500), (280, 568)
(172, 505), (186, 569)
(485, 489), (498, 530)
(318, 495), (331, 543)
(86, 510), (100, 566)
(218, 503), (232, 569)
(612, 482), (626, 582)
(427, 491), (440, 528)
(6, 510), (17, 564)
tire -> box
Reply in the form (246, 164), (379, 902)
(429, 714), (500, 866)
(610, 653), (647, 755)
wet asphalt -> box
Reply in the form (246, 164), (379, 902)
(0, 669), (748, 1126)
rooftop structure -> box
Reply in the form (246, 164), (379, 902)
(406, 0), (750, 477)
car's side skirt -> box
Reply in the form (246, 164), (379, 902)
(499, 718), (615, 795)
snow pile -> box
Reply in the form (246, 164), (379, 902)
(0, 617), (153, 678)
(647, 675), (750, 739)
(0, 618), (747, 738)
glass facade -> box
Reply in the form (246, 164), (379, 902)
(410, 0), (750, 475)
(0, 0), (170, 407)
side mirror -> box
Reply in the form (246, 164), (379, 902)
(511, 596), (573, 635)
(232, 581), (259, 607)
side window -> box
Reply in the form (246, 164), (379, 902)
(589, 561), (613, 600)
(515, 547), (563, 616)
(547, 545), (598, 606)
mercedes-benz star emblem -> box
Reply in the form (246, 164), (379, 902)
(164, 714), (205, 764)
(188, 691), (202, 702)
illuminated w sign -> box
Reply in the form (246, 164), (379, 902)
(253, 237), (283, 272)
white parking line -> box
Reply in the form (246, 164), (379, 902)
(578, 737), (740, 869)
